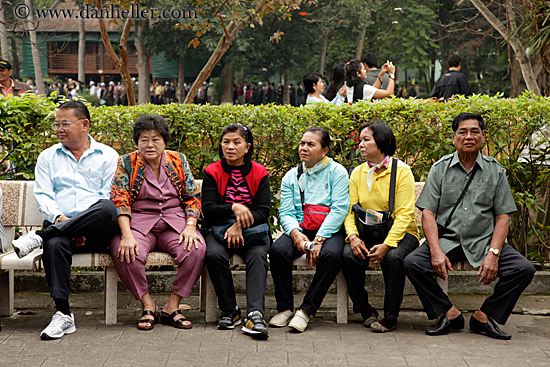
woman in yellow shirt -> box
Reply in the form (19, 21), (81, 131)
(343, 121), (419, 332)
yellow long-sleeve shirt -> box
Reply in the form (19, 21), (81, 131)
(344, 159), (419, 247)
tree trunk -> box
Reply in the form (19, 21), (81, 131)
(134, 18), (150, 105)
(236, 66), (245, 85)
(220, 62), (234, 104)
(78, 16), (86, 83)
(97, 0), (135, 105)
(25, 0), (45, 95)
(177, 55), (185, 102)
(469, 0), (541, 95)
(10, 37), (19, 79)
(184, 16), (252, 104)
(0, 4), (9, 60)
(319, 32), (330, 76)
(283, 67), (290, 105)
(541, 48), (550, 96)
(355, 28), (366, 60)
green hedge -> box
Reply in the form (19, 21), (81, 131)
(1, 93), (549, 263)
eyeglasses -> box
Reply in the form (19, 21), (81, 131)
(51, 118), (83, 130)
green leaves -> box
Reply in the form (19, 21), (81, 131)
(1, 93), (549, 259)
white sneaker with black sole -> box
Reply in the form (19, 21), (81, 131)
(12, 230), (43, 258)
(40, 311), (76, 340)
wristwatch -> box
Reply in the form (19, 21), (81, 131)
(314, 236), (325, 243)
(389, 73), (395, 79)
(489, 248), (500, 256)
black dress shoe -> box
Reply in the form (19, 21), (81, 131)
(469, 316), (511, 340)
(426, 314), (465, 336)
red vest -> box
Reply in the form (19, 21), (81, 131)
(204, 160), (267, 202)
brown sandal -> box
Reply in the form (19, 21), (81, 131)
(137, 305), (159, 331)
(160, 309), (192, 329)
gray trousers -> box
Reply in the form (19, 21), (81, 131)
(403, 242), (535, 324)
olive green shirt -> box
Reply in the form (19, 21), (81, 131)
(416, 152), (516, 268)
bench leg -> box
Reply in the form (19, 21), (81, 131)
(104, 266), (118, 325)
(203, 267), (218, 323)
(199, 267), (207, 312)
(336, 271), (348, 324)
(0, 269), (14, 316)
(436, 277), (449, 295)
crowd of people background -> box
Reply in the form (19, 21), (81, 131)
(1, 52), (472, 103)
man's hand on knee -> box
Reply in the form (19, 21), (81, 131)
(74, 235), (86, 246)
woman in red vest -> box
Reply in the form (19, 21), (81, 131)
(202, 123), (271, 339)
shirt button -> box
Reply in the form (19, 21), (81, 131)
(159, 194), (163, 198)
(158, 202), (162, 206)
(464, 207), (468, 211)
(159, 213), (163, 217)
(465, 192), (468, 195)
(463, 223), (466, 226)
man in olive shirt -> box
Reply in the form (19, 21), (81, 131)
(404, 112), (534, 340)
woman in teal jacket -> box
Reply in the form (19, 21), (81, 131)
(269, 127), (349, 332)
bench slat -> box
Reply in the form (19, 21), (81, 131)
(0, 249), (42, 270)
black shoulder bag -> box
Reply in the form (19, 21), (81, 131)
(351, 158), (397, 249)
(437, 165), (478, 238)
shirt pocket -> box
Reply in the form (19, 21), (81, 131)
(471, 182), (496, 207)
(440, 185), (462, 209)
(86, 170), (104, 190)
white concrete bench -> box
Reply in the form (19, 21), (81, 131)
(1, 179), (456, 326)
(0, 180), (184, 325)
(0, 180), (349, 324)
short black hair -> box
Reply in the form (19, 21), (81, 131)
(362, 52), (378, 68)
(133, 115), (170, 145)
(219, 123), (254, 163)
(304, 127), (330, 151)
(303, 72), (322, 94)
(451, 112), (484, 132)
(448, 54), (462, 68)
(57, 100), (91, 122)
(358, 121), (396, 156)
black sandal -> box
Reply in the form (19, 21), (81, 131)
(160, 309), (192, 329)
(137, 305), (159, 331)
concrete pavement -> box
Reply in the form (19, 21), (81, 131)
(1, 292), (549, 366)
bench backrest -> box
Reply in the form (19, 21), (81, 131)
(1, 180), (425, 248)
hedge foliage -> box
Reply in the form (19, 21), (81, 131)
(1, 93), (549, 261)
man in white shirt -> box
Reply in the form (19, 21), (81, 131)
(12, 100), (119, 340)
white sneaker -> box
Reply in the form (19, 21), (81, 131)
(40, 311), (76, 340)
(269, 310), (294, 327)
(288, 309), (309, 332)
(12, 230), (43, 258)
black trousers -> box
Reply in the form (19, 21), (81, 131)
(40, 200), (118, 300)
(341, 233), (419, 321)
(403, 242), (535, 324)
(269, 231), (344, 316)
(204, 232), (270, 314)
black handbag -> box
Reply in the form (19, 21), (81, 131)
(437, 165), (478, 238)
(352, 158), (397, 249)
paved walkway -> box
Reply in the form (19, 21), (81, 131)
(1, 293), (549, 366)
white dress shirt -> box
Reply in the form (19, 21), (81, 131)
(34, 136), (119, 223)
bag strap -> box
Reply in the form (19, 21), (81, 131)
(443, 164), (479, 228)
(388, 158), (398, 214)
(297, 164), (305, 211)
